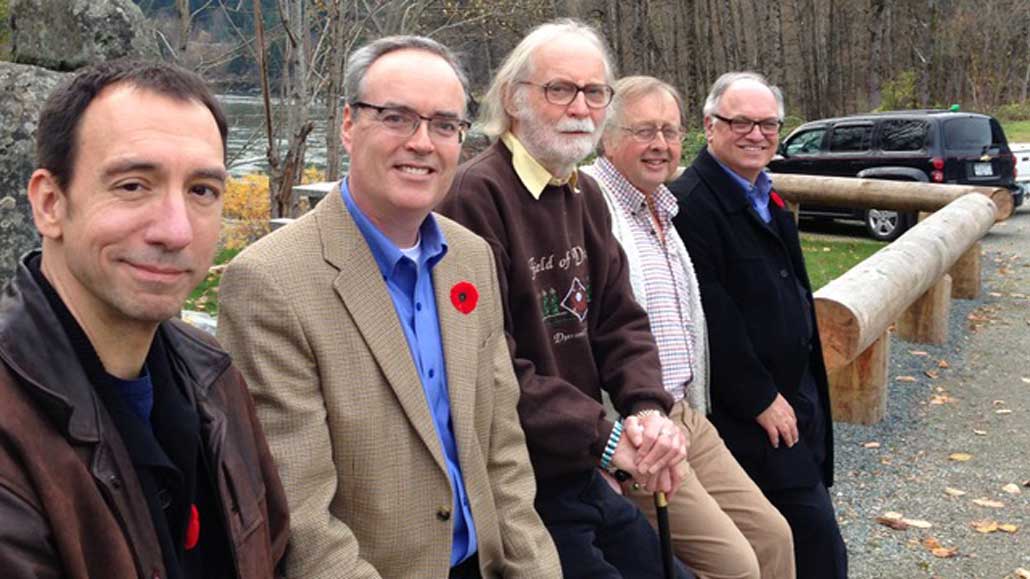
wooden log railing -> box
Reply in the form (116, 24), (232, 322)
(768, 173), (1014, 222)
(806, 194), (997, 424)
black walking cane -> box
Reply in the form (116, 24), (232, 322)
(654, 491), (674, 578)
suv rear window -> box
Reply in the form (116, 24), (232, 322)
(879, 119), (927, 151)
(829, 125), (873, 152)
(944, 117), (995, 152)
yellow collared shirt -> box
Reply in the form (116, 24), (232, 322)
(501, 132), (579, 200)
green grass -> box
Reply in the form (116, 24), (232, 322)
(801, 235), (885, 290)
(1002, 120), (1030, 142)
(185, 247), (243, 315)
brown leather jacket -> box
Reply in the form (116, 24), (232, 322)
(0, 254), (289, 579)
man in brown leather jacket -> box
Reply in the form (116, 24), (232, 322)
(0, 60), (289, 579)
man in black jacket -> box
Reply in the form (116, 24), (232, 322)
(0, 60), (289, 579)
(669, 71), (847, 579)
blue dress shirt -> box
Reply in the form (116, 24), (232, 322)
(713, 156), (774, 223)
(341, 180), (477, 566)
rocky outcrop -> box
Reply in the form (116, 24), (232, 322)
(0, 62), (66, 282)
(11, 0), (157, 71)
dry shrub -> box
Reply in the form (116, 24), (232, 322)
(222, 173), (271, 249)
(221, 168), (328, 249)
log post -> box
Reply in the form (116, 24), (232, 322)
(949, 242), (982, 299)
(896, 274), (952, 344)
(827, 332), (890, 424)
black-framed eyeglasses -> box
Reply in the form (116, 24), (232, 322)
(518, 80), (614, 109)
(351, 101), (471, 143)
(620, 124), (684, 143)
(711, 113), (783, 136)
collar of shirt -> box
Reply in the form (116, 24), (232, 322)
(340, 178), (448, 279)
(589, 156), (679, 227)
(711, 153), (774, 222)
(501, 132), (578, 200)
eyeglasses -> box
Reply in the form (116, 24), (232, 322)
(620, 124), (683, 143)
(711, 113), (783, 136)
(351, 101), (471, 143)
(518, 80), (614, 109)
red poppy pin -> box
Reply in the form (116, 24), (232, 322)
(450, 281), (479, 315)
(184, 504), (200, 550)
(770, 191), (785, 209)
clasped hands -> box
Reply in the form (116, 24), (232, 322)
(609, 412), (688, 496)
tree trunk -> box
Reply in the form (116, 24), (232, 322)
(325, 0), (345, 182)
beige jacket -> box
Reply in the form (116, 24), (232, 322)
(217, 188), (560, 579)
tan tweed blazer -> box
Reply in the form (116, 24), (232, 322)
(217, 188), (560, 579)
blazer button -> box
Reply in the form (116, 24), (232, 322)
(779, 269), (789, 278)
(437, 507), (452, 521)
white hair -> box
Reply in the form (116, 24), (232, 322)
(478, 18), (615, 140)
(702, 71), (784, 121)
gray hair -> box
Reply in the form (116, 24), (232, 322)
(343, 35), (470, 112)
(702, 71), (784, 121)
(478, 18), (616, 140)
(601, 75), (683, 152)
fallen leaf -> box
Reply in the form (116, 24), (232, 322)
(903, 518), (933, 529)
(945, 487), (967, 497)
(989, 291), (1003, 297)
(1010, 568), (1030, 579)
(972, 498), (1005, 508)
(930, 394), (955, 405)
(996, 409), (1013, 415)
(922, 537), (958, 558)
(999, 523), (1019, 533)
(876, 515), (909, 530)
(909, 350), (929, 356)
(896, 375), (918, 382)
(1002, 483), (1021, 494)
(993, 400), (1007, 405)
(972, 520), (999, 533)
(973, 429), (988, 436)
(938, 359), (950, 368)
(1024, 480), (1030, 487)
(882, 511), (904, 520)
(1021, 377), (1030, 384)
(949, 452), (973, 462)
(925, 370), (940, 379)
(862, 441), (881, 449)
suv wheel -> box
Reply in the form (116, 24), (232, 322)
(865, 209), (910, 241)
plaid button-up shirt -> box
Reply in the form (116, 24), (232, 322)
(590, 157), (696, 401)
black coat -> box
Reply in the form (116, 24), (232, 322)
(669, 149), (834, 490)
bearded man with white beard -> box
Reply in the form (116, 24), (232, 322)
(439, 18), (695, 579)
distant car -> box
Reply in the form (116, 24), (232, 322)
(769, 110), (1023, 241)
(1011, 142), (1030, 198)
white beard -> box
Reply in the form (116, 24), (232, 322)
(512, 91), (603, 176)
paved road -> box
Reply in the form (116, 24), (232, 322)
(832, 204), (1030, 578)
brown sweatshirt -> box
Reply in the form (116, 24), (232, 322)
(438, 140), (671, 481)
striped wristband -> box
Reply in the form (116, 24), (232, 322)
(599, 420), (624, 470)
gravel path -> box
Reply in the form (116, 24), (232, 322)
(832, 204), (1030, 578)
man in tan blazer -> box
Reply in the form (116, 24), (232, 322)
(217, 36), (560, 579)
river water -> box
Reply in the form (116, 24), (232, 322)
(218, 93), (339, 177)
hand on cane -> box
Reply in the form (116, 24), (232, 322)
(620, 413), (687, 496)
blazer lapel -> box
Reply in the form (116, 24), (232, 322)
(431, 241), (478, 462)
(315, 189), (447, 473)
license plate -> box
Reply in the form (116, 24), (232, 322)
(973, 162), (993, 176)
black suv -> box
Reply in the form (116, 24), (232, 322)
(769, 110), (1023, 240)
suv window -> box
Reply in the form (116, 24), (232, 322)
(879, 119), (927, 151)
(829, 125), (873, 152)
(944, 117), (996, 152)
(784, 128), (826, 155)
